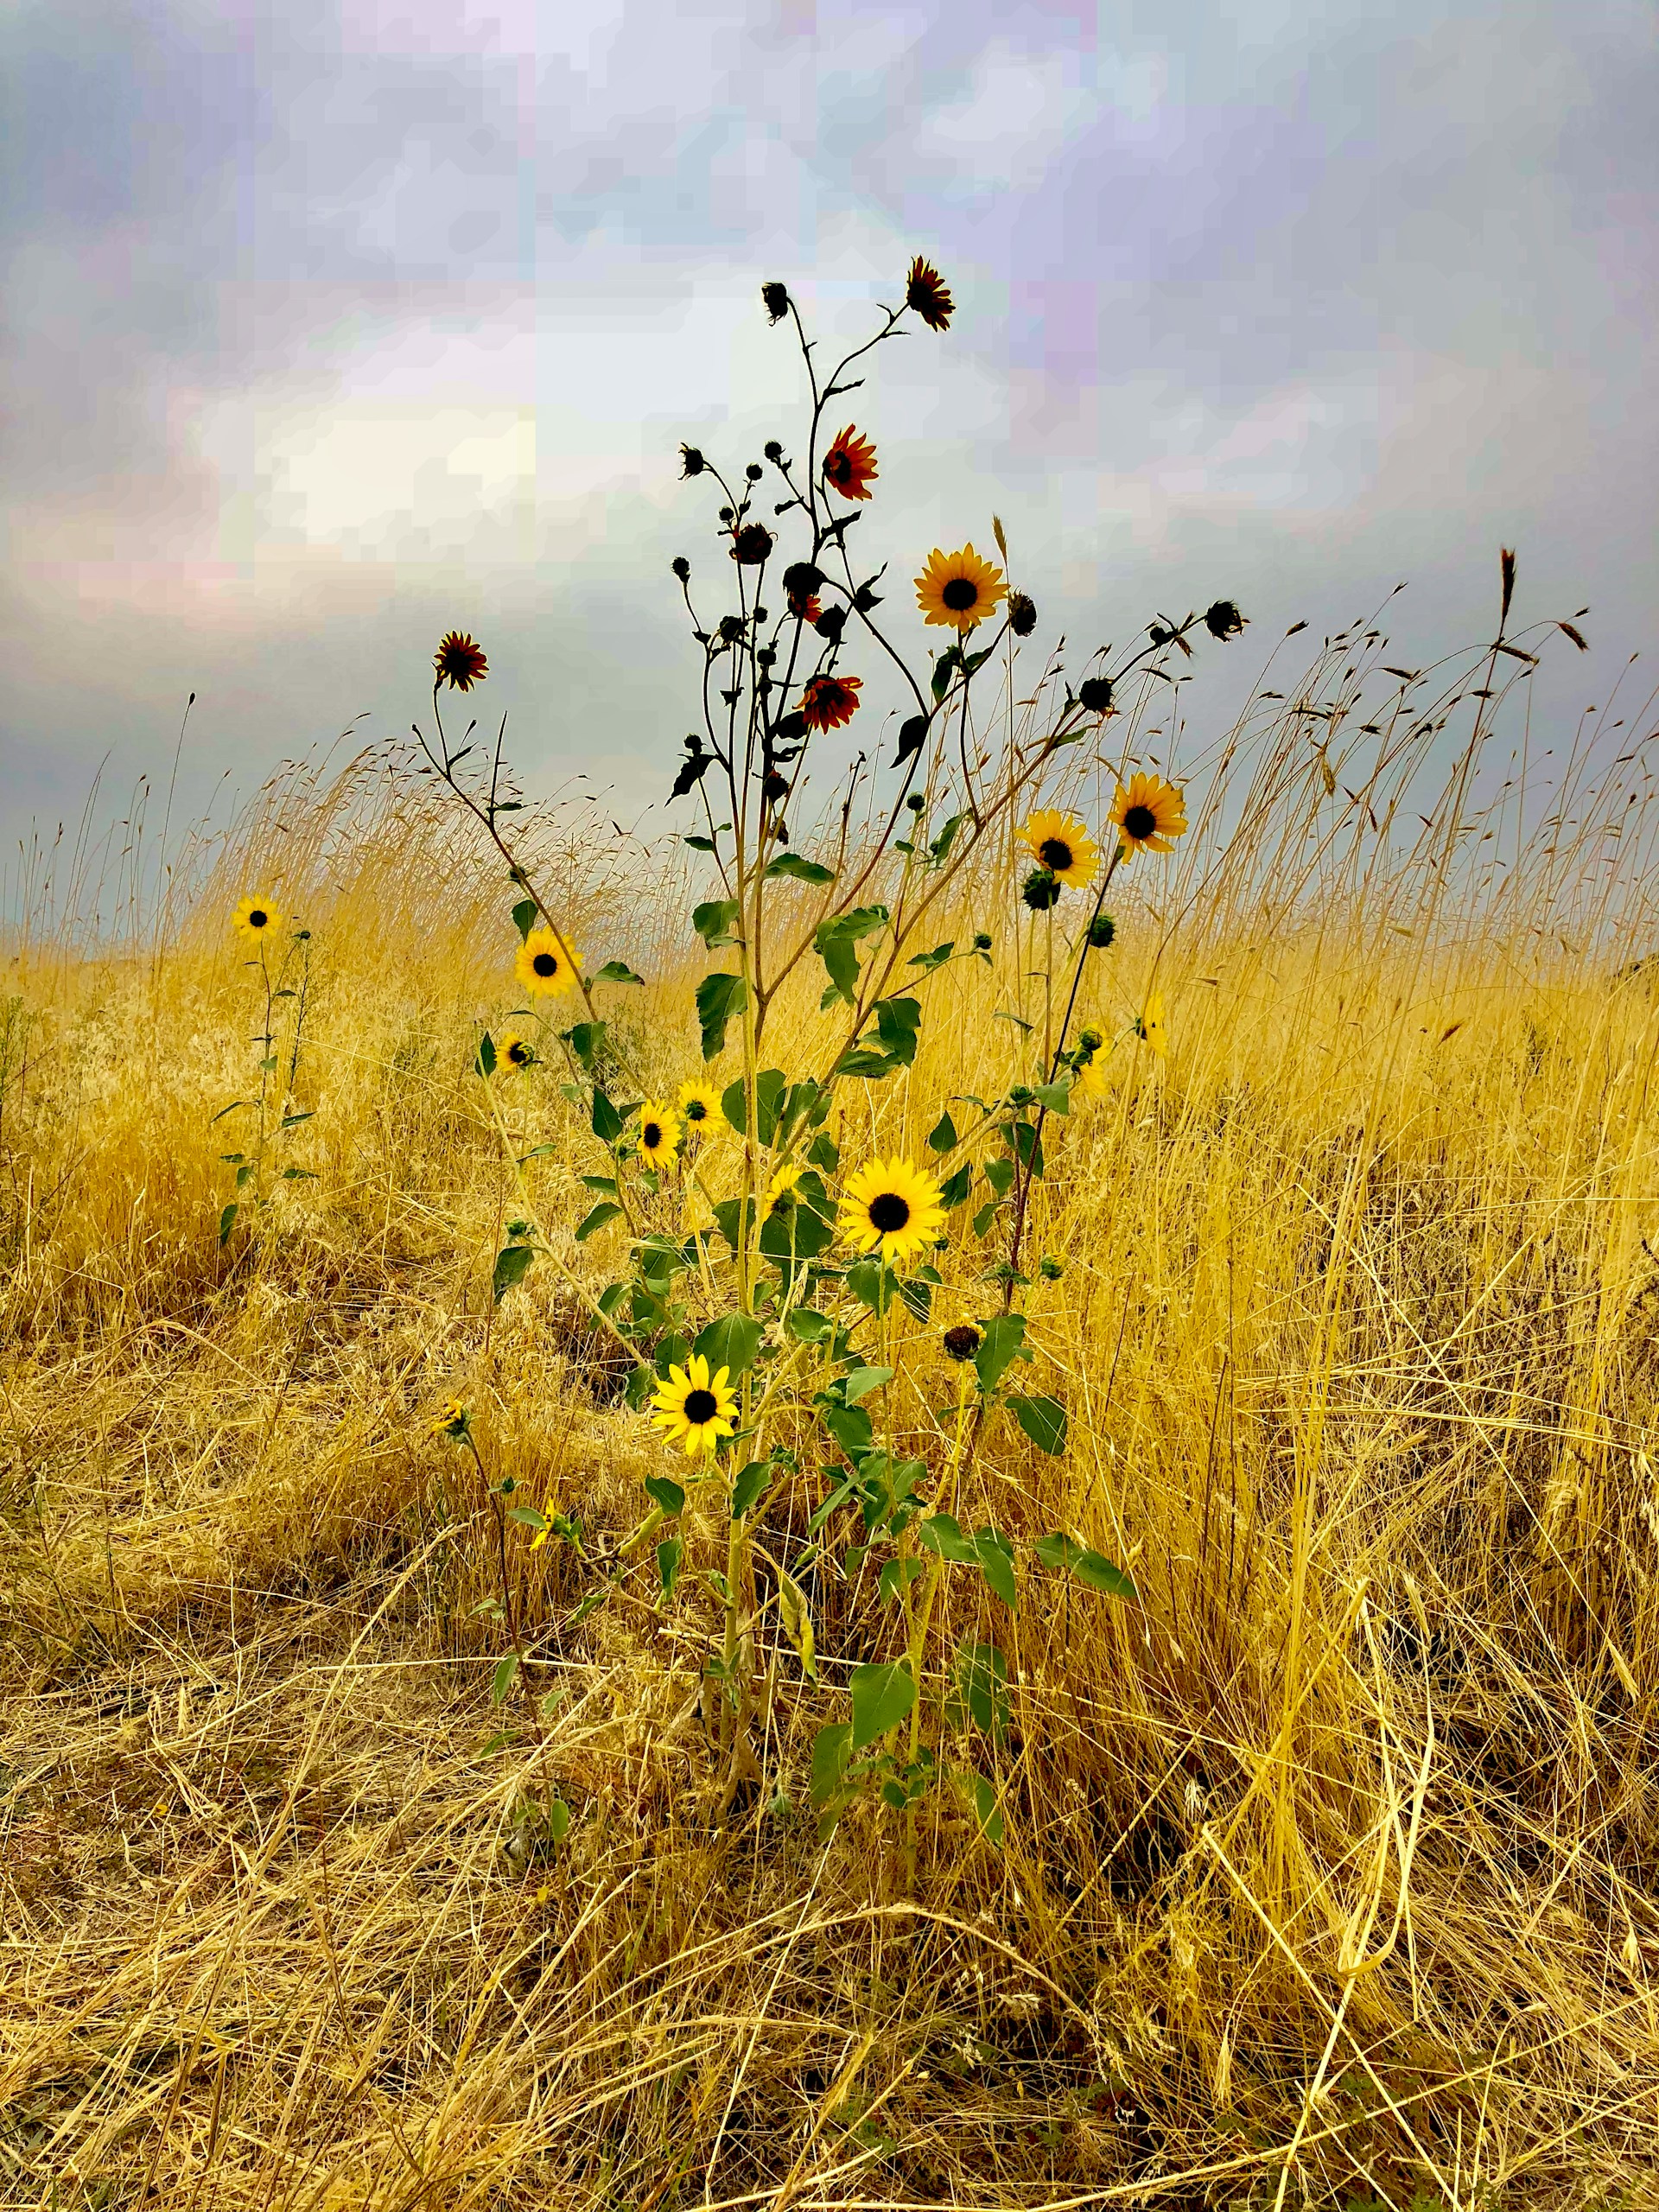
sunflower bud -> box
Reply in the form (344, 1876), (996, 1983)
(1007, 1085), (1035, 1108)
(906, 792), (926, 812)
(746, 462), (764, 482)
(1205, 599), (1246, 641)
(761, 281), (791, 323)
(1008, 591), (1037, 637)
(1086, 912), (1116, 950)
(718, 613), (746, 643)
(671, 555), (690, 582)
(1078, 676), (1113, 714)
(680, 444), (705, 478)
(1148, 623), (1172, 646)
(813, 605), (847, 644)
(731, 524), (773, 564)
(942, 1323), (982, 1363)
(782, 562), (823, 600)
(763, 439), (784, 463)
(972, 931), (993, 950)
(1078, 1026), (1104, 1055)
(1039, 1255), (1064, 1281)
(1021, 868), (1061, 912)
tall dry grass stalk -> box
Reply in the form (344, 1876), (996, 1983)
(3, 624), (1659, 2211)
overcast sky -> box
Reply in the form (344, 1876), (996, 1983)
(2, 0), (1655, 896)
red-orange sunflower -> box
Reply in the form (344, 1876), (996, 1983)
(788, 589), (822, 624)
(434, 632), (487, 690)
(801, 673), (862, 731)
(822, 425), (878, 501)
(906, 257), (954, 332)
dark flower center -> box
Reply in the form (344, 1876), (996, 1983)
(943, 1324), (982, 1362)
(248, 909), (268, 929)
(868, 1192), (911, 1234)
(642, 1122), (662, 1150)
(941, 576), (979, 613)
(684, 1099), (706, 1121)
(532, 950), (559, 976)
(1122, 804), (1156, 841)
(825, 450), (850, 482)
(1038, 837), (1073, 873)
(683, 1389), (718, 1424)
(508, 1043), (530, 1065)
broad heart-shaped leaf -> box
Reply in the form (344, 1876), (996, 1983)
(511, 897), (538, 941)
(591, 1089), (624, 1143)
(849, 1662), (915, 1751)
(696, 969), (747, 1060)
(927, 1108), (957, 1153)
(785, 1306), (831, 1342)
(1033, 1078), (1071, 1114)
(643, 1475), (684, 1517)
(874, 995), (922, 1066)
(591, 959), (645, 986)
(909, 941), (955, 975)
(953, 1639), (1010, 1736)
(765, 852), (836, 886)
(974, 1312), (1028, 1394)
(563, 1020), (607, 1072)
(493, 1243), (535, 1302)
(692, 897), (741, 948)
(842, 1365), (893, 1405)
(624, 1363), (655, 1410)
(813, 905), (888, 1006)
(930, 645), (962, 702)
(1008, 1393), (1067, 1455)
(710, 1197), (756, 1253)
(918, 1512), (978, 1564)
(728, 1459), (770, 1517)
(759, 1177), (835, 1266)
(656, 1537), (683, 1598)
(575, 1201), (622, 1243)
(845, 1258), (892, 1314)
(821, 1402), (875, 1466)
(475, 1031), (497, 1077)
(692, 1312), (764, 1377)
(971, 1526), (1018, 1611)
(938, 1161), (973, 1209)
(218, 1201), (238, 1246)
(1033, 1532), (1139, 1605)
(968, 1771), (1006, 1849)
(721, 1066), (786, 1141)
(810, 1721), (852, 1807)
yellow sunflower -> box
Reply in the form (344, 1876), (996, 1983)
(677, 1077), (724, 1131)
(514, 925), (582, 996)
(637, 1099), (682, 1169)
(429, 1399), (470, 1438)
(1109, 774), (1188, 857)
(499, 1032), (536, 1071)
(1136, 990), (1169, 1059)
(233, 895), (283, 947)
(765, 1160), (805, 1212)
(914, 543), (1007, 634)
(838, 1156), (947, 1269)
(651, 1354), (738, 1459)
(1020, 810), (1099, 891)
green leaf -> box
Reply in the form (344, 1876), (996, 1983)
(982, 1156), (1015, 1198)
(918, 1512), (977, 1563)
(279, 1166), (317, 1180)
(657, 1537), (683, 1598)
(821, 1402), (874, 1465)
(813, 906), (888, 1006)
(975, 1313), (1028, 1393)
(953, 1641), (1010, 1737)
(939, 1162), (972, 1209)
(1007, 1120), (1045, 1177)
(844, 1259), (891, 1314)
(543, 1798), (572, 1845)
(810, 1721), (852, 1806)
(909, 941), (955, 973)
(969, 1771), (1006, 1848)
(624, 1363), (656, 1411)
(1032, 1079), (1071, 1114)
(849, 1662), (915, 1751)
(927, 1109), (957, 1154)
(931, 645), (962, 702)
(711, 1197), (755, 1252)
(692, 898), (741, 948)
(729, 1459), (770, 1517)
(929, 812), (966, 864)
(693, 1312), (764, 1376)
(805, 1129), (840, 1174)
(1033, 1533), (1139, 1605)
(575, 1201), (622, 1243)
(878, 1556), (925, 1606)
(563, 1020), (607, 1072)
(593, 959), (645, 985)
(972, 1527), (1018, 1611)
(785, 1306), (832, 1343)
(765, 852), (835, 885)
(491, 1652), (519, 1706)
(579, 1173), (620, 1193)
(842, 1365), (893, 1406)
(721, 1066), (786, 1141)
(475, 1033), (498, 1077)
(759, 1175), (835, 1265)
(874, 996), (922, 1066)
(696, 970), (747, 1060)
(778, 1570), (817, 1677)
(512, 897), (539, 940)
(279, 1110), (315, 1129)
(1009, 1394), (1067, 1455)
(218, 1202), (238, 1246)
(591, 1089), (624, 1142)
(644, 1475), (684, 1516)
(493, 1244), (536, 1301)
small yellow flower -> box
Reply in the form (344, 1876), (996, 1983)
(514, 926), (581, 996)
(637, 1099), (682, 1169)
(677, 1078), (724, 1131)
(1136, 990), (1169, 1059)
(838, 1157), (947, 1269)
(430, 1399), (471, 1438)
(1109, 773), (1187, 857)
(1020, 810), (1099, 891)
(233, 895), (283, 947)
(765, 1160), (805, 1212)
(651, 1354), (738, 1459)
(914, 543), (1007, 634)
(499, 1032), (535, 1071)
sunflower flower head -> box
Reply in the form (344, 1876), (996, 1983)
(838, 1157), (947, 1270)
(822, 425), (878, 502)
(430, 1399), (471, 1440)
(514, 926), (581, 997)
(906, 256), (954, 331)
(942, 1321), (982, 1363)
(434, 632), (487, 691)
(801, 673), (861, 731)
(1020, 810), (1099, 891)
(637, 1099), (682, 1169)
(651, 1354), (738, 1459)
(233, 895), (283, 948)
(765, 1161), (805, 1213)
(677, 1078), (724, 1131)
(499, 1032), (536, 1071)
(915, 544), (1007, 634)
(1136, 990), (1169, 1059)
(1109, 773), (1188, 859)
(1021, 868), (1061, 912)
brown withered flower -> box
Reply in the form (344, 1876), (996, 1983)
(1008, 591), (1037, 637)
(1204, 599), (1246, 640)
(761, 281), (791, 323)
(730, 524), (774, 565)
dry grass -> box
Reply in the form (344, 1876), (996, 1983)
(6, 628), (1659, 2212)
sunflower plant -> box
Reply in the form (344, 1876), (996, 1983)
(213, 895), (316, 1248)
(410, 265), (1246, 1845)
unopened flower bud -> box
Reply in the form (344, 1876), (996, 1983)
(746, 461), (764, 482)
(1086, 912), (1116, 950)
(906, 792), (926, 813)
(763, 439), (784, 462)
(1039, 1255), (1064, 1281)
(671, 556), (690, 582)
(1078, 1026), (1104, 1053)
(1007, 1084), (1034, 1108)
(1204, 599), (1246, 640)
(730, 524), (773, 564)
(972, 931), (992, 950)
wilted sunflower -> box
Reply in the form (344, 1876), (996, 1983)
(651, 1354), (738, 1459)
(1020, 810), (1099, 891)
(637, 1099), (682, 1169)
(233, 895), (283, 946)
(801, 673), (861, 731)
(822, 425), (878, 501)
(1109, 773), (1188, 857)
(434, 632), (487, 691)
(677, 1078), (723, 1131)
(514, 926), (581, 997)
(499, 1033), (535, 1071)
(915, 544), (1006, 634)
(838, 1157), (946, 1269)
(1136, 990), (1169, 1059)
(906, 256), (954, 331)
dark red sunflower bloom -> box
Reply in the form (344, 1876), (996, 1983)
(905, 256), (954, 332)
(822, 424), (878, 502)
(434, 631), (487, 691)
(800, 673), (861, 732)
(788, 590), (822, 625)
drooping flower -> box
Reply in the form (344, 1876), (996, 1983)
(1008, 592), (1038, 638)
(1109, 774), (1188, 858)
(906, 256), (954, 331)
(1020, 810), (1099, 891)
(677, 1078), (724, 1129)
(651, 1354), (738, 1459)
(499, 1033), (536, 1071)
(730, 524), (774, 564)
(822, 425), (878, 502)
(434, 632), (487, 691)
(1204, 600), (1246, 641)
(637, 1099), (682, 1169)
(1136, 990), (1169, 1059)
(429, 1400), (471, 1439)
(765, 1161), (805, 1213)
(233, 896), (283, 947)
(801, 673), (861, 731)
(1078, 676), (1114, 714)
(761, 281), (791, 324)
(514, 926), (582, 996)
(838, 1157), (947, 1269)
(914, 544), (1007, 634)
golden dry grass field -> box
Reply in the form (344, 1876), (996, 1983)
(6, 613), (1659, 2212)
